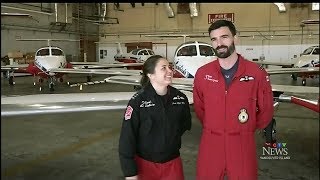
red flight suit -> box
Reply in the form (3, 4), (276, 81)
(193, 54), (274, 180)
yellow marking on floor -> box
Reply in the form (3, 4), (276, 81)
(2, 128), (120, 177)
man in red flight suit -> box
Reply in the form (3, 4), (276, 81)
(193, 20), (274, 180)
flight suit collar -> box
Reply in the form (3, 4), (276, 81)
(212, 53), (246, 79)
(144, 82), (172, 98)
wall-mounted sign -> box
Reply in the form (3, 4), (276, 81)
(208, 13), (234, 24)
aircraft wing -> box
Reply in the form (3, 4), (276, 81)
(254, 60), (293, 67)
(105, 75), (319, 95)
(266, 67), (319, 75)
(1, 90), (194, 117)
(104, 75), (194, 91)
(1, 92), (135, 117)
(271, 84), (319, 94)
(71, 62), (143, 69)
(1, 64), (29, 70)
(49, 68), (141, 76)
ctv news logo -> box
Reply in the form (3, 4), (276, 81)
(260, 142), (290, 160)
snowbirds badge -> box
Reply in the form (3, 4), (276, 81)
(238, 108), (249, 123)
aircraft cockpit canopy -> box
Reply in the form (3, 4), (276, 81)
(199, 45), (215, 56)
(301, 46), (319, 56)
(177, 44), (215, 57)
(36, 48), (50, 56)
(36, 47), (64, 56)
(51, 48), (64, 56)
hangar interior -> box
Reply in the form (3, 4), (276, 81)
(1, 3), (319, 63)
(1, 3), (319, 180)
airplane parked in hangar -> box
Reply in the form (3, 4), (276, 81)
(146, 33), (319, 86)
(114, 43), (156, 64)
(290, 45), (319, 86)
(254, 45), (319, 86)
(1, 39), (143, 91)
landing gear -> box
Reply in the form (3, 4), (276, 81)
(86, 75), (92, 82)
(264, 118), (276, 143)
(302, 79), (306, 86)
(49, 77), (55, 92)
(49, 82), (54, 92)
(8, 76), (15, 85)
(291, 73), (297, 81)
(7, 71), (15, 85)
(38, 78), (44, 91)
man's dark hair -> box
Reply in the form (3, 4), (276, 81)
(140, 55), (164, 87)
(208, 20), (237, 36)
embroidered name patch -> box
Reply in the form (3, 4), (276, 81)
(140, 100), (155, 108)
(125, 105), (133, 120)
(204, 74), (218, 82)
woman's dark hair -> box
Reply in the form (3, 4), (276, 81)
(140, 55), (164, 87)
(208, 20), (237, 36)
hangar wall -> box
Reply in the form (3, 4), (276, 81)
(98, 3), (319, 63)
(1, 3), (100, 61)
(1, 3), (318, 63)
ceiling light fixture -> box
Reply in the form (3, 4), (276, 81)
(312, 3), (319, 11)
(274, 3), (286, 12)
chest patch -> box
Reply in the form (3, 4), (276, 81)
(172, 95), (185, 105)
(173, 95), (185, 100)
(239, 75), (254, 82)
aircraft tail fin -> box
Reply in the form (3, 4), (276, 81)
(116, 42), (123, 54)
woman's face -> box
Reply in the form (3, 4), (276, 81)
(148, 58), (173, 87)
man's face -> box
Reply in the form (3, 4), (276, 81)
(149, 58), (173, 87)
(209, 26), (236, 58)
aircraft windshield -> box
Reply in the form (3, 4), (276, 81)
(131, 49), (139, 55)
(148, 50), (155, 55)
(51, 49), (64, 56)
(138, 50), (148, 55)
(36, 49), (50, 56)
(177, 45), (197, 56)
(301, 47), (314, 55)
(199, 45), (215, 56)
(312, 48), (319, 55)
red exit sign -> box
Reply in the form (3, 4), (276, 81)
(208, 13), (234, 24)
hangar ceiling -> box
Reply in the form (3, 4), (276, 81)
(1, 3), (318, 39)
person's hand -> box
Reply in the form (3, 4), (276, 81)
(125, 175), (138, 180)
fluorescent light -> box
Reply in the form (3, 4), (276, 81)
(312, 3), (319, 11)
(274, 3), (286, 12)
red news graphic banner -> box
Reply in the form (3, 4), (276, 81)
(208, 13), (234, 24)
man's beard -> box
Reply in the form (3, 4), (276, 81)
(213, 43), (235, 58)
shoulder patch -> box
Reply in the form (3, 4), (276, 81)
(124, 105), (133, 120)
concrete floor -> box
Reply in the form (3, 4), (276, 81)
(1, 74), (319, 180)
